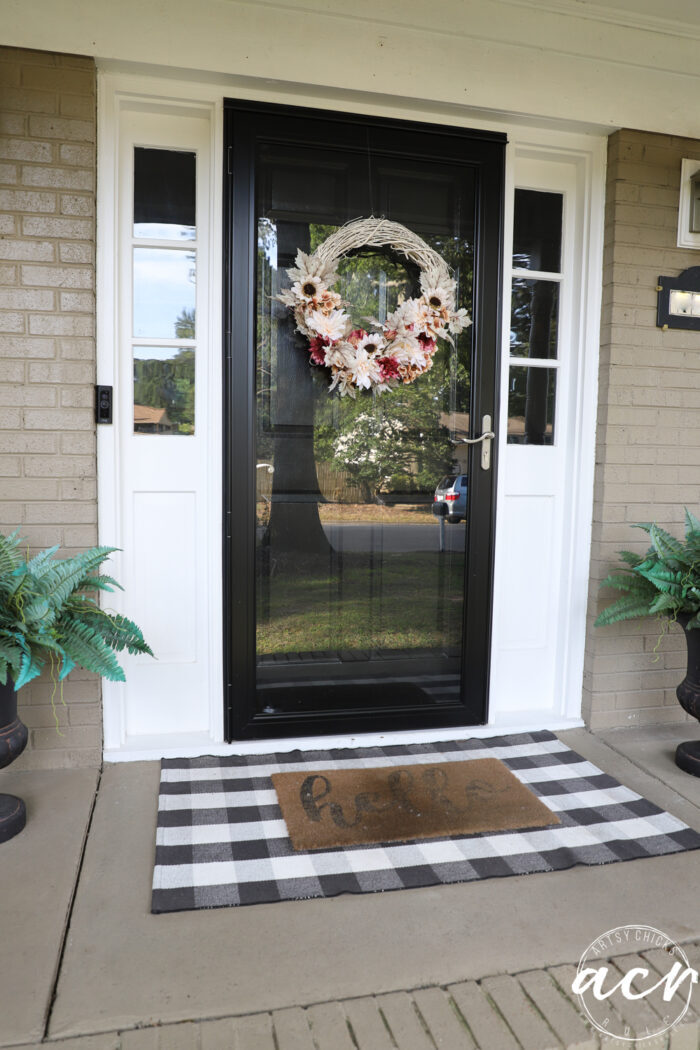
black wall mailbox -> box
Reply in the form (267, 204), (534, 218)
(95, 385), (113, 424)
(657, 266), (700, 331)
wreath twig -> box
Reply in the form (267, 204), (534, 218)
(276, 216), (471, 397)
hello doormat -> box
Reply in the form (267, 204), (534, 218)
(272, 758), (560, 850)
(151, 730), (700, 913)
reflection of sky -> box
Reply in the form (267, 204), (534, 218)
(258, 219), (277, 269)
(134, 222), (195, 240)
(133, 248), (195, 338)
(133, 345), (191, 362)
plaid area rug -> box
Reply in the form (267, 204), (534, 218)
(151, 730), (700, 913)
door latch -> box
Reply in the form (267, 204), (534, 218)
(450, 414), (495, 470)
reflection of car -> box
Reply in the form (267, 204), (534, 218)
(433, 474), (468, 523)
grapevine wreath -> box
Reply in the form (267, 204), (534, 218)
(276, 217), (471, 397)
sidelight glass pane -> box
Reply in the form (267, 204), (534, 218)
(133, 148), (196, 240)
(133, 346), (195, 435)
(133, 248), (195, 339)
(510, 278), (559, 359)
(513, 189), (563, 273)
(253, 142), (475, 716)
(507, 365), (556, 445)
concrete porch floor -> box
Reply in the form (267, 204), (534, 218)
(1, 725), (699, 1050)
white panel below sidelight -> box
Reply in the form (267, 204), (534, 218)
(132, 491), (197, 664)
(498, 495), (554, 651)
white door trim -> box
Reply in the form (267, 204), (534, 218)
(97, 69), (605, 760)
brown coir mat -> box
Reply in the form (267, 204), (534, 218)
(272, 757), (560, 851)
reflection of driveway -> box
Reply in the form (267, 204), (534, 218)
(322, 522), (465, 553)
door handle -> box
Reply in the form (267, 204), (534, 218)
(451, 414), (495, 470)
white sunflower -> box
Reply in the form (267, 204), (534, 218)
(419, 270), (456, 309)
(357, 331), (386, 355)
(291, 276), (327, 303)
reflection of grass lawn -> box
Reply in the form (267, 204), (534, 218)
(256, 502), (436, 528)
(318, 503), (435, 524)
(257, 552), (464, 655)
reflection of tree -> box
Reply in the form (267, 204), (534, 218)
(509, 280), (557, 444)
(256, 219), (473, 554)
(134, 347), (195, 434)
(175, 307), (195, 339)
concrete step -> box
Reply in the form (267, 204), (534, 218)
(17, 939), (698, 1050)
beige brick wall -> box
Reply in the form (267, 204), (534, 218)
(0, 46), (100, 769)
(583, 129), (700, 730)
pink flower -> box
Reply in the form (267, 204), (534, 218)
(418, 333), (437, 355)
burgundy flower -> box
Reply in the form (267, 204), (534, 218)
(418, 333), (437, 354)
(378, 356), (400, 380)
(308, 336), (329, 366)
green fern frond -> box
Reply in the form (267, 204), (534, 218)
(25, 545), (60, 578)
(618, 550), (645, 568)
(649, 524), (691, 568)
(595, 594), (664, 627)
(79, 610), (154, 657)
(0, 531), (21, 576)
(37, 547), (116, 611)
(685, 508), (700, 537)
(14, 648), (45, 690)
(58, 619), (126, 682)
(648, 593), (681, 615)
(599, 572), (652, 595)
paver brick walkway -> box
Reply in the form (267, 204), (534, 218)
(12, 941), (699, 1050)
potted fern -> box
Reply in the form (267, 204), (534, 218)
(595, 508), (700, 777)
(0, 532), (152, 842)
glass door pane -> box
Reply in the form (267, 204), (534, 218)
(254, 142), (475, 717)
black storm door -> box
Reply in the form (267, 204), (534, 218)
(223, 100), (505, 740)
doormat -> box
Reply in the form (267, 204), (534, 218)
(272, 758), (560, 850)
(151, 730), (700, 913)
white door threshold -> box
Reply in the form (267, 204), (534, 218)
(104, 716), (585, 762)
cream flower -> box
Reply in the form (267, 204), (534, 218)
(414, 303), (448, 339)
(385, 299), (419, 332)
(346, 347), (383, 390)
(324, 342), (356, 369)
(389, 333), (425, 368)
(449, 308), (472, 334)
(307, 309), (350, 343)
(329, 369), (356, 398)
(287, 249), (339, 289)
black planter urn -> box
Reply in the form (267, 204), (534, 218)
(0, 680), (28, 842)
(674, 615), (700, 777)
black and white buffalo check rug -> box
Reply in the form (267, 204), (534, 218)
(151, 730), (700, 913)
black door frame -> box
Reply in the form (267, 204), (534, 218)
(223, 99), (505, 741)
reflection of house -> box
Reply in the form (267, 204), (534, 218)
(133, 405), (177, 434)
